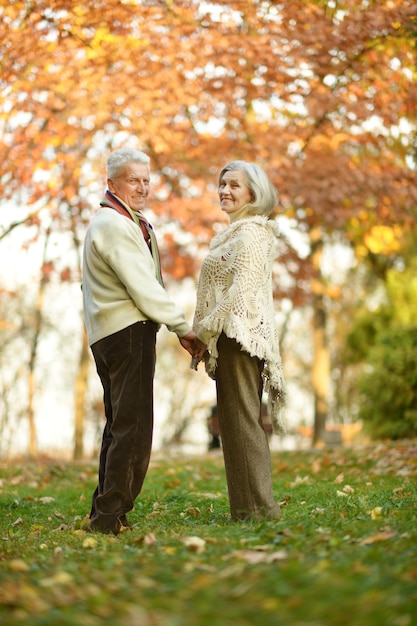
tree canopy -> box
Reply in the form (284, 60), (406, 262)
(1, 0), (415, 286)
(0, 0), (416, 454)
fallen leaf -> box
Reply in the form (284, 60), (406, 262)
(370, 506), (383, 520)
(226, 549), (288, 564)
(226, 550), (267, 564)
(12, 517), (24, 527)
(82, 537), (98, 549)
(195, 492), (222, 499)
(336, 490), (348, 498)
(8, 559), (30, 572)
(184, 507), (201, 517)
(39, 571), (73, 587)
(360, 530), (397, 545)
(266, 550), (289, 562)
(180, 536), (206, 553)
(311, 460), (321, 474)
(143, 532), (157, 546)
(334, 473), (344, 484)
(289, 475), (311, 488)
(343, 485), (355, 494)
(38, 496), (55, 504)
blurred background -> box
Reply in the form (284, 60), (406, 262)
(0, 0), (416, 460)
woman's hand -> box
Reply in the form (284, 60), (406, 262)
(193, 338), (207, 361)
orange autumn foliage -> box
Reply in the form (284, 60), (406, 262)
(0, 0), (415, 292)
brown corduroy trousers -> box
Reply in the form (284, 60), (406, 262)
(215, 333), (281, 521)
(89, 321), (157, 534)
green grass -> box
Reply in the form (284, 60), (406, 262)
(1, 442), (416, 625)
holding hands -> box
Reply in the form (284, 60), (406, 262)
(193, 337), (207, 361)
(179, 332), (207, 361)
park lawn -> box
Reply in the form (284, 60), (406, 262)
(0, 441), (416, 626)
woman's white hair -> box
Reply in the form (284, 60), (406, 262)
(219, 160), (278, 216)
(107, 148), (150, 179)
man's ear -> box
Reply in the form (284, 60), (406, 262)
(107, 178), (115, 192)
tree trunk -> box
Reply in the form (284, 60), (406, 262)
(73, 324), (90, 460)
(27, 228), (51, 457)
(310, 227), (330, 446)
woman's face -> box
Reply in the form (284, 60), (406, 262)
(218, 170), (252, 215)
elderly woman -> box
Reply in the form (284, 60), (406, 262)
(193, 160), (287, 521)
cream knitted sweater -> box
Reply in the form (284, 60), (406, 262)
(82, 207), (192, 345)
(193, 215), (287, 433)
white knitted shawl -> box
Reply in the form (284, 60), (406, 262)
(193, 215), (287, 433)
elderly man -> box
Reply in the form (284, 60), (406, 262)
(82, 147), (196, 534)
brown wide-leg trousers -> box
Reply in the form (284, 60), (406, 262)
(215, 333), (281, 521)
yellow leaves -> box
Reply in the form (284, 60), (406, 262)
(363, 224), (403, 255)
(308, 132), (351, 151)
(39, 571), (74, 587)
(336, 490), (349, 498)
(370, 506), (383, 520)
(0, 581), (50, 614)
(8, 559), (30, 572)
(82, 536), (98, 549)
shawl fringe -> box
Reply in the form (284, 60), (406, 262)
(202, 318), (287, 434)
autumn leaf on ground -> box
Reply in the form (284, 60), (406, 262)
(225, 549), (289, 564)
(140, 532), (156, 546)
(360, 530), (397, 545)
(370, 506), (383, 520)
(180, 536), (206, 553)
(39, 571), (73, 587)
(289, 475), (311, 488)
(8, 559), (30, 572)
(82, 537), (98, 549)
(336, 490), (349, 497)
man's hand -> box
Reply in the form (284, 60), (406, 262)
(179, 331), (197, 357)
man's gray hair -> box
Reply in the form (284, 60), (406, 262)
(218, 160), (278, 217)
(107, 148), (150, 179)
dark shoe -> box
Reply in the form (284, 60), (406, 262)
(119, 515), (131, 528)
(89, 517), (122, 536)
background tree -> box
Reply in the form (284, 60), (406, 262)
(0, 0), (415, 455)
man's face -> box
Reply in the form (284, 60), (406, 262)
(108, 162), (150, 212)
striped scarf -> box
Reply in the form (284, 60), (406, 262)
(100, 190), (164, 286)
